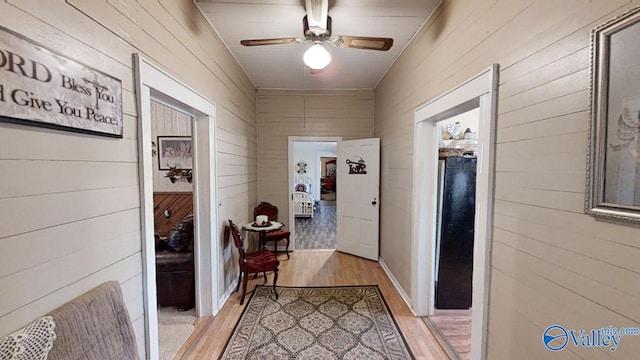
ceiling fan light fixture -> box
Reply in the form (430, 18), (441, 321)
(303, 43), (331, 70)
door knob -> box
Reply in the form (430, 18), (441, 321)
(372, 197), (377, 206)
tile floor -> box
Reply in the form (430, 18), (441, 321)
(294, 200), (336, 249)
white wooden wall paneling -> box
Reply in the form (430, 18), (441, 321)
(495, 170), (585, 194)
(0, 3), (256, 358)
(486, 269), (586, 360)
(500, 70), (589, 114)
(256, 90), (374, 222)
(0, 253), (141, 332)
(0, 162), (138, 199)
(499, 91), (588, 130)
(375, 0), (640, 358)
(493, 204), (640, 270)
(0, 230), (141, 311)
(492, 241), (638, 360)
(0, 209), (140, 279)
(152, 0), (256, 100)
(494, 225), (640, 300)
(217, 141), (257, 160)
(151, 101), (193, 193)
(0, 3), (139, 117)
(0, 126), (138, 161)
(497, 1), (627, 78)
(498, 111), (587, 143)
(499, 47), (589, 99)
(13, 0), (255, 118)
(0, 186), (139, 238)
(68, 0), (255, 120)
(6, 0), (136, 81)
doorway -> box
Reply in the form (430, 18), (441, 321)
(288, 137), (341, 251)
(150, 101), (196, 360)
(135, 55), (219, 360)
(411, 65), (498, 360)
(429, 108), (480, 359)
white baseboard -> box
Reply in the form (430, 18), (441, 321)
(379, 257), (416, 316)
(216, 277), (238, 313)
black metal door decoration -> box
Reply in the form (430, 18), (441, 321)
(296, 160), (308, 174)
(346, 157), (367, 174)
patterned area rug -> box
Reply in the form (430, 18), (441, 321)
(220, 286), (414, 359)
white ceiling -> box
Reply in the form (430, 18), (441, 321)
(196, 0), (440, 90)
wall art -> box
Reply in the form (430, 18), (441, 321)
(586, 5), (640, 222)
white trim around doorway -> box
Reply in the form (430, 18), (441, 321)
(134, 55), (219, 359)
(411, 64), (499, 360)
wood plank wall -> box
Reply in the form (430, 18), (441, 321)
(151, 101), (194, 193)
(153, 193), (194, 237)
(0, 1), (256, 357)
(375, 0), (640, 359)
(256, 89), (375, 223)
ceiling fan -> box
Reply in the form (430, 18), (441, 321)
(240, 0), (393, 69)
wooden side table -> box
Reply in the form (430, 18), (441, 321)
(242, 221), (284, 250)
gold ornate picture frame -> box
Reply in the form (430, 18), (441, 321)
(586, 5), (640, 223)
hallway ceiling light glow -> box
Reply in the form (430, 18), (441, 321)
(303, 43), (331, 70)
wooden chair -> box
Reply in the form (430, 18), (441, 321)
(228, 220), (279, 305)
(254, 201), (291, 259)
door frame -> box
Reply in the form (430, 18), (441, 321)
(411, 64), (498, 360)
(288, 136), (342, 251)
(134, 55), (219, 359)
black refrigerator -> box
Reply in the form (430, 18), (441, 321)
(435, 156), (476, 309)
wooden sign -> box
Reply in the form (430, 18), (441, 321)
(0, 26), (122, 137)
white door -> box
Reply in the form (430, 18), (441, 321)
(337, 138), (380, 260)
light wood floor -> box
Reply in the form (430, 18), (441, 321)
(429, 309), (472, 360)
(175, 250), (449, 359)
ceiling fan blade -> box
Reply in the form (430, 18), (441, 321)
(240, 38), (301, 46)
(332, 36), (393, 51)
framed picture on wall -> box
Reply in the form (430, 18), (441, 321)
(323, 158), (337, 178)
(586, 5), (640, 223)
(158, 136), (193, 170)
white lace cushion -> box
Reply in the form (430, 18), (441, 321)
(0, 316), (57, 360)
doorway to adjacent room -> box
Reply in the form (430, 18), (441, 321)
(289, 137), (340, 250)
(427, 108), (480, 360)
(150, 101), (197, 360)
(135, 55), (219, 360)
(411, 65), (498, 360)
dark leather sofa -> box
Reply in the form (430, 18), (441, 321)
(155, 214), (195, 311)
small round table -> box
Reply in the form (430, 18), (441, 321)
(242, 221), (284, 250)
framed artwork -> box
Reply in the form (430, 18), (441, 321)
(586, 5), (640, 223)
(0, 26), (123, 137)
(322, 157), (337, 178)
(158, 136), (193, 170)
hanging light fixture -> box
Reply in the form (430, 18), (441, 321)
(303, 43), (331, 70)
